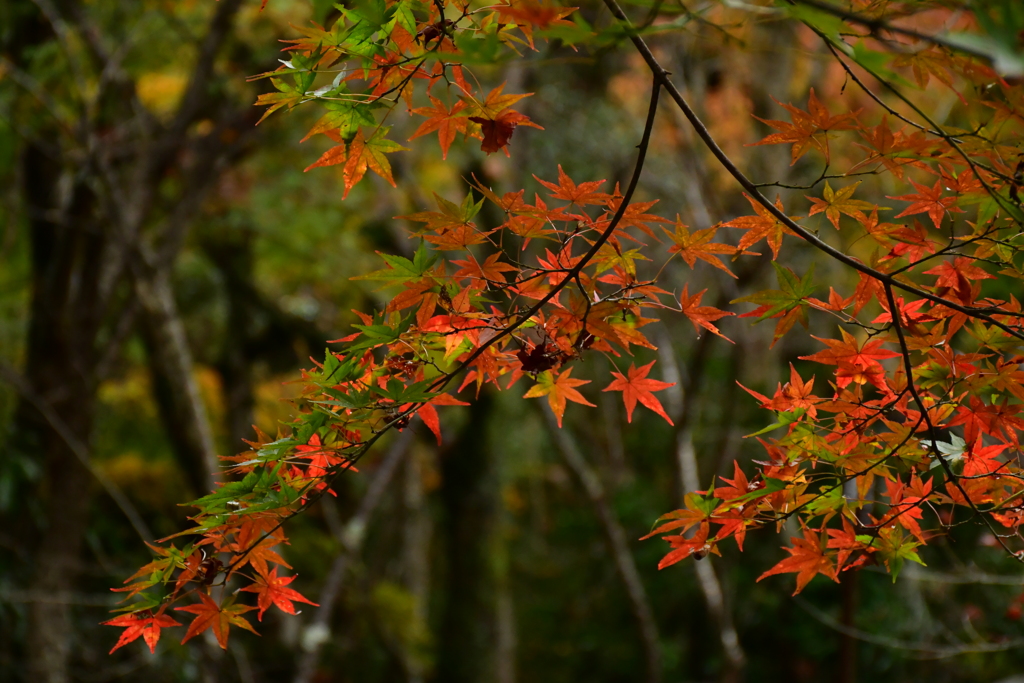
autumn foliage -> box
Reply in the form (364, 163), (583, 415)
(107, 0), (1024, 654)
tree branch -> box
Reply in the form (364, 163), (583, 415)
(600, 0), (1024, 344)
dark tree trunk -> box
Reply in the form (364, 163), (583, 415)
(11, 142), (106, 683)
(432, 395), (498, 683)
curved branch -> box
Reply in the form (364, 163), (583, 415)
(600, 0), (1024, 343)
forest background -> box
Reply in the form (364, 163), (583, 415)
(3, 1), (1024, 682)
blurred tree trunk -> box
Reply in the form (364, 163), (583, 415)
(2, 2), (248, 680)
(401, 446), (432, 683)
(138, 267), (220, 495)
(432, 395), (498, 683)
(12, 141), (106, 683)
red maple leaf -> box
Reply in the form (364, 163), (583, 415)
(470, 110), (541, 155)
(602, 360), (675, 425)
(887, 178), (964, 230)
(175, 593), (259, 649)
(414, 392), (471, 445)
(103, 610), (181, 654)
(800, 329), (899, 391)
(750, 89), (858, 164)
(656, 521), (720, 569)
(240, 567), (319, 621)
(757, 527), (838, 595)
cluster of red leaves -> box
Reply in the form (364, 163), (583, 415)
(109, 0), (1024, 656)
(646, 47), (1024, 592)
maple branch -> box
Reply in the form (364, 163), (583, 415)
(784, 0), (994, 63)
(427, 74), (663, 393)
(601, 0), (1024, 344)
(881, 282), (1023, 563)
(819, 36), (1020, 204)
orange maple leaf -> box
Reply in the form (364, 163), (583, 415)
(523, 367), (595, 427)
(175, 593), (258, 649)
(750, 88), (858, 164)
(103, 610), (181, 654)
(602, 360), (675, 425)
(757, 527), (838, 595)
(410, 96), (469, 159)
(720, 194), (800, 260)
(306, 128), (409, 199)
(240, 567), (319, 621)
(679, 283), (734, 342)
(807, 181), (880, 230)
(452, 252), (518, 286)
(663, 217), (737, 277)
(534, 165), (611, 206)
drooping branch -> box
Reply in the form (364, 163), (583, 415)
(600, 0), (1024, 343)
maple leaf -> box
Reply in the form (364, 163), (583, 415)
(734, 262), (815, 345)
(175, 593), (258, 650)
(855, 208), (903, 245)
(534, 165), (610, 206)
(305, 127), (409, 199)
(800, 329), (899, 392)
(341, 127), (409, 198)
(240, 567), (319, 621)
(826, 519), (875, 572)
(679, 283), (734, 342)
(599, 196), (671, 239)
(757, 527), (838, 595)
(642, 493), (716, 540)
(410, 96), (469, 159)
(887, 178), (964, 230)
(663, 217), (736, 277)
(924, 256), (994, 290)
(496, 0), (578, 39)
(740, 363), (822, 419)
(254, 79), (304, 125)
(807, 181), (881, 230)
(656, 521), (720, 569)
(720, 194), (800, 260)
(750, 89), (858, 164)
(469, 109), (541, 155)
(850, 117), (931, 179)
(452, 252), (517, 286)
(415, 392), (471, 444)
(603, 360), (675, 425)
(103, 610), (181, 654)
(472, 82), (532, 118)
(523, 367), (595, 427)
